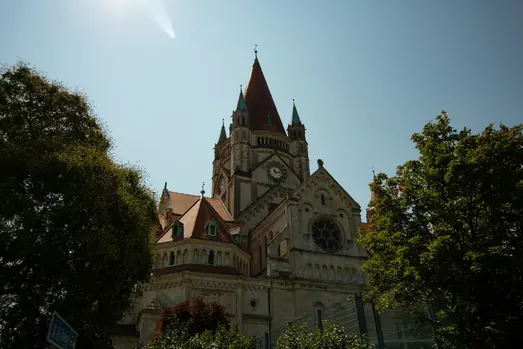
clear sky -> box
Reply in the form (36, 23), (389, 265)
(1, 0), (522, 219)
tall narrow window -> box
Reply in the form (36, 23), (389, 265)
(264, 237), (268, 260)
(208, 250), (215, 265)
(321, 194), (326, 206)
(207, 219), (217, 236)
(172, 221), (183, 238)
(169, 251), (175, 265)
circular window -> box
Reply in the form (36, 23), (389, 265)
(311, 218), (342, 253)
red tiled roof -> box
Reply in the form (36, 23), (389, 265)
(168, 192), (232, 222)
(244, 58), (286, 135)
(157, 197), (237, 245)
(153, 264), (243, 276)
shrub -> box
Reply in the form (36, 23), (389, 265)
(276, 322), (374, 349)
(150, 297), (229, 342)
(147, 325), (252, 349)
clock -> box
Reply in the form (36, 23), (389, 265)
(269, 167), (282, 180)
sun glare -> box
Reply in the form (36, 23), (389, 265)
(100, 0), (176, 39)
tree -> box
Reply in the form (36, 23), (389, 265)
(276, 322), (374, 349)
(358, 111), (523, 348)
(0, 62), (157, 348)
(147, 325), (252, 349)
(150, 296), (229, 342)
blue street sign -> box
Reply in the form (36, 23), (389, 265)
(46, 312), (78, 349)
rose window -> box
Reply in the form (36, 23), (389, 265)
(312, 218), (342, 253)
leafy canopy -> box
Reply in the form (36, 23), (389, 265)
(0, 62), (157, 348)
(358, 111), (523, 348)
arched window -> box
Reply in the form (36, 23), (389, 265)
(208, 250), (215, 265)
(207, 219), (217, 236)
(258, 245), (263, 268)
(172, 221), (183, 238)
(169, 251), (175, 265)
(267, 112), (273, 125)
(321, 194), (326, 206)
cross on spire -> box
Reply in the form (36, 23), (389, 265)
(200, 182), (205, 197)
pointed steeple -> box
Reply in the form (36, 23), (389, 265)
(218, 119), (227, 143)
(244, 54), (286, 136)
(236, 85), (247, 111)
(291, 99), (302, 125)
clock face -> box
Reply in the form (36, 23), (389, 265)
(269, 167), (282, 179)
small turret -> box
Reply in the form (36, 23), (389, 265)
(218, 119), (227, 143)
(231, 86), (249, 129)
(287, 100), (309, 180)
(287, 100), (306, 141)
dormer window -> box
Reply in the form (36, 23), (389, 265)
(207, 218), (217, 236)
(267, 112), (273, 125)
(172, 221), (183, 239)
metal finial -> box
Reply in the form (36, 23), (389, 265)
(222, 118), (224, 126)
(372, 166), (376, 179)
(200, 182), (205, 197)
(254, 44), (258, 58)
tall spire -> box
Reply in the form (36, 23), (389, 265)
(218, 119), (227, 143)
(244, 54), (286, 135)
(291, 99), (302, 125)
(236, 85), (247, 111)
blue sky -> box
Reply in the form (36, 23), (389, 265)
(1, 0), (522, 219)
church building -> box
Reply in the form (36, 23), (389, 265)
(112, 52), (370, 348)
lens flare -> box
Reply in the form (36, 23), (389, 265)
(136, 0), (176, 39)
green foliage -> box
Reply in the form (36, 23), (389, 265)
(150, 296), (229, 342)
(358, 111), (523, 348)
(0, 62), (157, 348)
(276, 322), (374, 349)
(147, 325), (252, 349)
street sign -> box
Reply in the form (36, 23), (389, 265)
(46, 312), (78, 349)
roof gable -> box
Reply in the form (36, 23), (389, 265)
(157, 197), (236, 244)
(292, 166), (361, 212)
(167, 192), (233, 222)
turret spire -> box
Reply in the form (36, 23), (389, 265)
(218, 119), (227, 143)
(244, 55), (286, 135)
(291, 99), (302, 125)
(236, 85), (247, 111)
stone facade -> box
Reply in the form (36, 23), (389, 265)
(112, 55), (369, 348)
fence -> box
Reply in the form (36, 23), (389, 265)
(252, 294), (435, 349)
